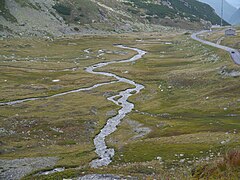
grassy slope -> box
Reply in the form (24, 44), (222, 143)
(0, 31), (240, 179)
(99, 32), (240, 178)
(0, 35), (135, 167)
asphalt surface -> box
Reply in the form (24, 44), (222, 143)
(191, 30), (240, 65)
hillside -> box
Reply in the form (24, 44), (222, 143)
(0, 0), (227, 36)
(229, 8), (240, 25)
(198, 0), (237, 23)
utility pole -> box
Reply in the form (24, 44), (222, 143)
(221, 0), (223, 26)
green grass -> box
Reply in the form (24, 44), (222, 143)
(1, 31), (240, 179)
(100, 32), (240, 175)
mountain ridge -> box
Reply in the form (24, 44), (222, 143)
(198, 0), (237, 23)
(0, 0), (228, 37)
(229, 8), (240, 25)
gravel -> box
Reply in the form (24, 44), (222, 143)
(77, 174), (138, 180)
(0, 157), (58, 180)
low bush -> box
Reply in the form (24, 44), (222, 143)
(53, 3), (71, 16)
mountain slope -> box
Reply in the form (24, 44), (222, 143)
(0, 0), (228, 37)
(198, 0), (237, 23)
(125, 0), (226, 25)
(0, 0), (70, 36)
(229, 8), (240, 25)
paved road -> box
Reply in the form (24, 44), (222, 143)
(191, 30), (240, 65)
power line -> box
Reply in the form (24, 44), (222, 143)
(221, 0), (223, 26)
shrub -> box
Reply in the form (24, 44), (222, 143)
(73, 27), (79, 31)
(53, 3), (71, 15)
(192, 149), (240, 179)
(224, 149), (240, 167)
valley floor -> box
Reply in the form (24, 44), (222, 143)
(0, 30), (240, 179)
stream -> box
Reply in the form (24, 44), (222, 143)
(88, 45), (146, 168)
(0, 45), (146, 168)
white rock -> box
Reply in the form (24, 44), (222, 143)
(52, 79), (60, 82)
(179, 159), (185, 163)
(220, 140), (226, 144)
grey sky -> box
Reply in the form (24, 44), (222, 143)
(226, 0), (240, 8)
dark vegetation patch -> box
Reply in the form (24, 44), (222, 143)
(53, 3), (71, 16)
(0, 0), (17, 22)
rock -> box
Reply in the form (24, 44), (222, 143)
(160, 113), (170, 118)
(0, 157), (58, 180)
(38, 167), (65, 175)
(126, 119), (151, 140)
(106, 110), (116, 117)
(179, 159), (185, 163)
(52, 79), (60, 82)
(77, 174), (131, 180)
(221, 140), (226, 144)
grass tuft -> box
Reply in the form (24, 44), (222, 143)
(192, 149), (240, 179)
